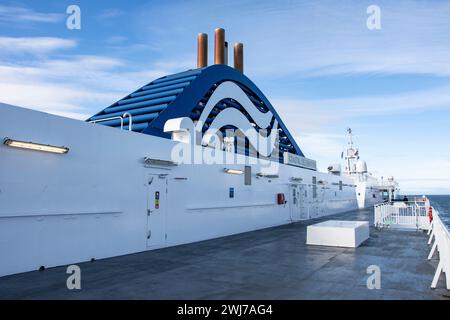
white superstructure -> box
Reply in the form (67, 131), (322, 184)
(0, 104), (394, 277)
(329, 128), (399, 209)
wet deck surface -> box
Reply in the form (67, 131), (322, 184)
(0, 208), (449, 300)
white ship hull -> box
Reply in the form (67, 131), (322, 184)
(0, 104), (372, 277)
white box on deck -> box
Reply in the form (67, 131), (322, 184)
(306, 220), (370, 248)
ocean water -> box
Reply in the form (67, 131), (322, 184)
(427, 195), (450, 228)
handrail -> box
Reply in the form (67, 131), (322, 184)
(374, 201), (429, 230)
(89, 112), (133, 131)
(89, 116), (124, 129)
(122, 112), (133, 131)
(427, 207), (450, 290)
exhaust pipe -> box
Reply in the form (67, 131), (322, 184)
(199, 28), (242, 72)
(234, 42), (243, 73)
(197, 33), (208, 68)
(214, 28), (225, 65)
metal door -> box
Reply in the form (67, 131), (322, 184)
(290, 184), (307, 221)
(289, 184), (301, 221)
(146, 174), (167, 247)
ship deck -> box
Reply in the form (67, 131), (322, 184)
(0, 207), (449, 300)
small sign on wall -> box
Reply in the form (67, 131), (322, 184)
(155, 191), (160, 209)
(229, 187), (234, 198)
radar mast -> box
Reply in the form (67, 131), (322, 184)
(344, 128), (359, 175)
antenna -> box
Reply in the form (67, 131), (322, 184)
(344, 127), (358, 174)
(347, 127), (354, 147)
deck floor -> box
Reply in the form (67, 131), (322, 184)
(0, 207), (449, 300)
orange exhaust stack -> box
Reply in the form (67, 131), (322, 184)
(214, 28), (225, 65)
(198, 28), (243, 73)
(197, 33), (208, 68)
(234, 42), (243, 73)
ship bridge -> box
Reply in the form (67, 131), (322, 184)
(87, 29), (306, 165)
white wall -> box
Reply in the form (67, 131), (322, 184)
(0, 104), (358, 276)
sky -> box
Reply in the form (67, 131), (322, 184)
(0, 0), (449, 194)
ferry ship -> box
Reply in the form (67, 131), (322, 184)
(0, 28), (399, 277)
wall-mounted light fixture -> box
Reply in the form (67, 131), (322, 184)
(256, 173), (279, 178)
(143, 157), (177, 167)
(3, 138), (69, 154)
(223, 168), (244, 175)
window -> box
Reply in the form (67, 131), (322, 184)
(339, 180), (343, 191)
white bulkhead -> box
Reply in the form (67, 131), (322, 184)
(0, 104), (361, 277)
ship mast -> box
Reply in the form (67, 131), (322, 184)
(344, 128), (359, 175)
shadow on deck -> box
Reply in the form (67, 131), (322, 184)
(0, 207), (449, 300)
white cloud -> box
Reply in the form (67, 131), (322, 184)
(0, 5), (63, 24)
(272, 85), (450, 195)
(0, 49), (184, 119)
(245, 1), (450, 78)
(272, 84), (450, 135)
(98, 9), (125, 19)
(294, 133), (345, 172)
(151, 59), (196, 74)
(104, 36), (127, 45)
(0, 37), (76, 54)
(0, 82), (106, 120)
(288, 130), (450, 195)
(376, 158), (450, 195)
(137, 0), (450, 78)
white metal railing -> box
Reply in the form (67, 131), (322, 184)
(427, 207), (450, 290)
(90, 112), (133, 131)
(375, 199), (450, 290)
(374, 200), (429, 230)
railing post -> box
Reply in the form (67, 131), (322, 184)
(123, 112), (133, 131)
(428, 240), (437, 260)
(428, 229), (434, 245)
(431, 261), (443, 289)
